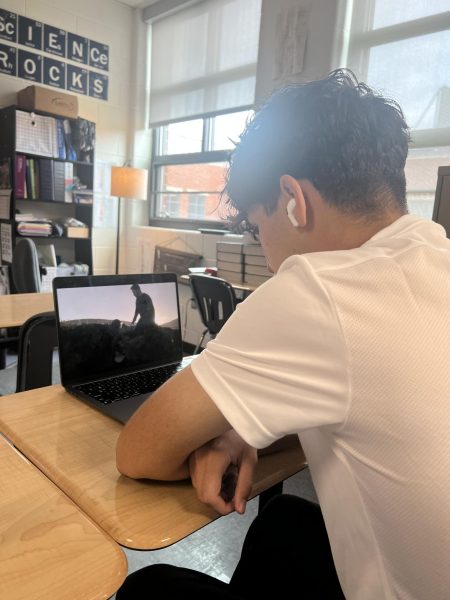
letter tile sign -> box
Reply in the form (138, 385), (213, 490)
(0, 8), (109, 100)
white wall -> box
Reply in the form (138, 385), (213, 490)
(0, 0), (347, 340)
(0, 0), (150, 275)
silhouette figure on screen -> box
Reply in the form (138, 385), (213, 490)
(130, 284), (155, 332)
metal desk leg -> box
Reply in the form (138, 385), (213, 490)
(258, 482), (283, 513)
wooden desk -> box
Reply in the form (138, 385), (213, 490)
(0, 434), (127, 600)
(0, 385), (307, 550)
(0, 292), (54, 328)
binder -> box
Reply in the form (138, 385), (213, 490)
(63, 120), (77, 161)
(38, 159), (55, 201)
(15, 154), (26, 198)
(53, 161), (66, 202)
(56, 119), (67, 160)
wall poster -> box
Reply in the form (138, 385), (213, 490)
(0, 8), (109, 101)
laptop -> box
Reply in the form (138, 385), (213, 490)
(53, 272), (194, 423)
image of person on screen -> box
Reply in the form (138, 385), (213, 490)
(130, 284), (155, 332)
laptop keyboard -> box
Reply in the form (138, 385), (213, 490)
(74, 364), (180, 404)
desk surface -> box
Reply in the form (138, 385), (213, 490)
(0, 292), (54, 328)
(0, 385), (307, 550)
(0, 434), (127, 600)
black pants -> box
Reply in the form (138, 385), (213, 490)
(116, 495), (345, 599)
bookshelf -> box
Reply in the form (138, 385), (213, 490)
(0, 105), (95, 280)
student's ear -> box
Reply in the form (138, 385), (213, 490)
(279, 175), (307, 228)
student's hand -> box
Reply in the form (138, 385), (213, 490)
(188, 430), (257, 516)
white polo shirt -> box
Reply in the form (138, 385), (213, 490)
(191, 214), (450, 600)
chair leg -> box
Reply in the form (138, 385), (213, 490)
(194, 329), (209, 354)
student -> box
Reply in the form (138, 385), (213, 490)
(115, 70), (450, 599)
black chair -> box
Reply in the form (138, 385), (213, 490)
(0, 239), (46, 368)
(16, 311), (58, 392)
(11, 238), (45, 293)
(189, 275), (238, 354)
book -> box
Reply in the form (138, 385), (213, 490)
(64, 162), (74, 203)
(38, 158), (55, 201)
(32, 159), (39, 200)
(217, 251), (243, 264)
(217, 268), (243, 283)
(217, 260), (244, 274)
(243, 273), (272, 286)
(25, 159), (33, 199)
(243, 243), (265, 256)
(216, 241), (243, 254)
(244, 264), (272, 277)
(15, 154), (26, 198)
(244, 254), (267, 267)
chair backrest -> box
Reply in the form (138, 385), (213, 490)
(16, 311), (58, 392)
(189, 275), (237, 336)
(12, 238), (42, 293)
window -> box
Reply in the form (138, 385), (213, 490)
(187, 194), (207, 219)
(151, 109), (253, 228)
(147, 0), (261, 228)
(148, 0), (262, 125)
(346, 2), (450, 218)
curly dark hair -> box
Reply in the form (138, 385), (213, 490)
(224, 69), (410, 227)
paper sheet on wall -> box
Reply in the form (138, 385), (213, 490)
(273, 6), (309, 82)
(94, 160), (111, 195)
(0, 222), (12, 263)
(0, 189), (11, 220)
(93, 195), (117, 229)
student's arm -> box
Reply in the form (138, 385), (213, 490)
(116, 365), (232, 481)
(188, 432), (300, 515)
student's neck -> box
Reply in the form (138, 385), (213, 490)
(312, 209), (406, 253)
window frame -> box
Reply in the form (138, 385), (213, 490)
(149, 107), (253, 230)
(345, 2), (450, 149)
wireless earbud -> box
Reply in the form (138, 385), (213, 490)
(286, 197), (299, 227)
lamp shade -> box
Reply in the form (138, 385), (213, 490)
(110, 166), (148, 200)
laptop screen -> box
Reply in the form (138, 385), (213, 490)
(54, 275), (183, 386)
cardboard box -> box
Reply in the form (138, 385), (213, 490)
(66, 226), (89, 239)
(17, 85), (78, 119)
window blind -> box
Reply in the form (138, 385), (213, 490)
(149, 0), (262, 126)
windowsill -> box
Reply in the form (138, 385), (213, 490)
(133, 224), (244, 240)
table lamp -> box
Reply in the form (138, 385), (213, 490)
(110, 166), (148, 274)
